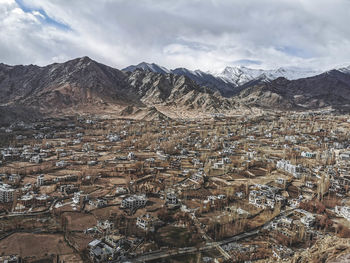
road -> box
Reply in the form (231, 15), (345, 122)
(130, 208), (295, 262)
(191, 212), (232, 261)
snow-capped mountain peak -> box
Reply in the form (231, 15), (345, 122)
(213, 66), (322, 86)
(337, 65), (350, 74)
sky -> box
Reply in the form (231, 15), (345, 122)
(1, 0), (350, 72)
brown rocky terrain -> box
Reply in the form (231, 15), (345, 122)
(1, 57), (350, 124)
(239, 70), (350, 110)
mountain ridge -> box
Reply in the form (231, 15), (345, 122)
(1, 57), (350, 124)
(123, 62), (324, 96)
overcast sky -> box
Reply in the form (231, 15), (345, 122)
(1, 0), (350, 72)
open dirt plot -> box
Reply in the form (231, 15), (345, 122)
(0, 233), (80, 260)
(64, 212), (97, 231)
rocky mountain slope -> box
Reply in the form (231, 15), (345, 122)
(123, 62), (321, 96)
(0, 57), (233, 118)
(1, 56), (350, 124)
(124, 63), (236, 97)
(238, 69), (350, 110)
(0, 57), (132, 110)
(0, 105), (42, 126)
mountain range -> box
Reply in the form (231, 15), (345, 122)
(123, 62), (322, 96)
(1, 56), (350, 123)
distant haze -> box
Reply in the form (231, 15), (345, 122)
(1, 0), (350, 72)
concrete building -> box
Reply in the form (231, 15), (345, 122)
(136, 214), (156, 231)
(166, 192), (177, 205)
(0, 184), (15, 203)
(121, 194), (147, 210)
(276, 159), (302, 178)
(37, 175), (45, 186)
(301, 151), (316, 158)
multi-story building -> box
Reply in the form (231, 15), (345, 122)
(121, 194), (147, 210)
(0, 184), (15, 203)
(37, 175), (45, 186)
(136, 214), (156, 231)
(276, 159), (303, 178)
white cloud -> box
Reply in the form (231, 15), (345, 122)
(1, 0), (350, 71)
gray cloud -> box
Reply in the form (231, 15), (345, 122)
(1, 0), (350, 71)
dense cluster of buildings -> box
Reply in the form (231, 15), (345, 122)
(1, 112), (350, 262)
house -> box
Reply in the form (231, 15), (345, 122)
(191, 173), (203, 183)
(166, 192), (178, 205)
(107, 134), (120, 142)
(300, 214), (315, 227)
(0, 255), (21, 263)
(301, 151), (316, 158)
(127, 152), (135, 160)
(116, 187), (127, 194)
(30, 155), (42, 164)
(288, 199), (300, 208)
(213, 160), (224, 169)
(339, 152), (350, 160)
(305, 181), (315, 189)
(97, 220), (114, 232)
(89, 240), (115, 262)
(60, 184), (79, 194)
(88, 160), (98, 166)
(235, 191), (245, 199)
(72, 191), (88, 204)
(19, 193), (34, 206)
(36, 194), (49, 206)
(56, 161), (68, 168)
(279, 216), (293, 228)
(136, 214), (157, 231)
(249, 187), (277, 209)
(272, 245), (294, 260)
(335, 206), (350, 221)
(89, 198), (107, 208)
(246, 151), (256, 160)
(105, 234), (125, 249)
(276, 178), (286, 185)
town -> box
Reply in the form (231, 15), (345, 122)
(1, 111), (350, 262)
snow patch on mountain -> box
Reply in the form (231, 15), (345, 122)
(213, 66), (322, 86)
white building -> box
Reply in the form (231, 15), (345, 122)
(301, 151), (316, 158)
(305, 181), (315, 188)
(97, 220), (114, 232)
(127, 152), (135, 160)
(0, 184), (14, 203)
(30, 155), (42, 164)
(56, 161), (68, 168)
(37, 174), (45, 186)
(213, 160), (224, 169)
(276, 159), (302, 178)
(335, 206), (350, 221)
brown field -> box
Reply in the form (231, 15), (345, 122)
(0, 233), (80, 260)
(64, 212), (97, 231)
